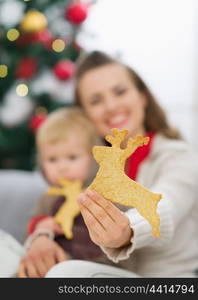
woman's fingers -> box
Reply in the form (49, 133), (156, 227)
(77, 191), (133, 248)
(80, 207), (105, 245)
(55, 245), (67, 262)
(18, 238), (67, 278)
(78, 195), (105, 233)
(43, 253), (56, 270)
(32, 256), (48, 277)
(78, 194), (107, 245)
(26, 261), (41, 278)
(42, 245), (66, 273)
(85, 189), (126, 222)
(18, 262), (28, 278)
(78, 193), (115, 229)
(18, 259), (40, 278)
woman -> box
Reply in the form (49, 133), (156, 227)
(46, 51), (198, 278)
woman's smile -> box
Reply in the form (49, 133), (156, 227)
(106, 112), (130, 129)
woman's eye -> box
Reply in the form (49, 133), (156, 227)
(89, 96), (102, 106)
(116, 88), (126, 96)
(68, 155), (78, 160)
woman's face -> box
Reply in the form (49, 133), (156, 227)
(78, 63), (147, 138)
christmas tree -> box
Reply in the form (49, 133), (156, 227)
(0, 0), (91, 170)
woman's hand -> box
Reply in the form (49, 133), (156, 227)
(35, 216), (63, 235)
(77, 189), (133, 249)
(18, 236), (69, 278)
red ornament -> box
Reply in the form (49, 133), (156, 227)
(65, 2), (88, 25)
(16, 32), (36, 47)
(29, 113), (47, 132)
(16, 30), (53, 49)
(53, 60), (75, 80)
(15, 57), (37, 79)
(34, 29), (53, 48)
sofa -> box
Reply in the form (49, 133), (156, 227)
(0, 170), (48, 243)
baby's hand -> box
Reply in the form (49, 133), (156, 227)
(35, 216), (63, 235)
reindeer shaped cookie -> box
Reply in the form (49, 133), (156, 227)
(47, 178), (82, 239)
(88, 128), (162, 237)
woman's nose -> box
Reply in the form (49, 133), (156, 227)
(104, 96), (118, 112)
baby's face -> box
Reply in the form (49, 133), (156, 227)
(40, 135), (91, 185)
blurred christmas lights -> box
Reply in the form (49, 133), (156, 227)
(52, 39), (66, 52)
(7, 28), (20, 41)
(20, 10), (48, 33)
(16, 84), (29, 96)
(0, 65), (8, 78)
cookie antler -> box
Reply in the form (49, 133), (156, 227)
(105, 128), (128, 147)
(122, 135), (150, 159)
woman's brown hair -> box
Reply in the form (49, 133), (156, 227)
(75, 51), (181, 139)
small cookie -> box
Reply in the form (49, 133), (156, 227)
(47, 179), (82, 239)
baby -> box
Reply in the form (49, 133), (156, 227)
(26, 107), (106, 266)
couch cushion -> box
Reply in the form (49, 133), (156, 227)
(0, 170), (48, 242)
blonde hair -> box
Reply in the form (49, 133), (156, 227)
(36, 106), (98, 152)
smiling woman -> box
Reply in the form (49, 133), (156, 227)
(45, 50), (198, 278)
(75, 51), (180, 140)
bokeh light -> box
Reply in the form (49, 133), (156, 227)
(52, 39), (66, 52)
(7, 29), (20, 41)
(16, 84), (29, 96)
(0, 65), (8, 78)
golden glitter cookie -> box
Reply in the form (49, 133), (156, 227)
(88, 128), (162, 238)
(47, 178), (82, 239)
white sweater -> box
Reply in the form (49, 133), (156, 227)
(102, 134), (198, 277)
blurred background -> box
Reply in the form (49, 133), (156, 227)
(0, 0), (197, 171)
